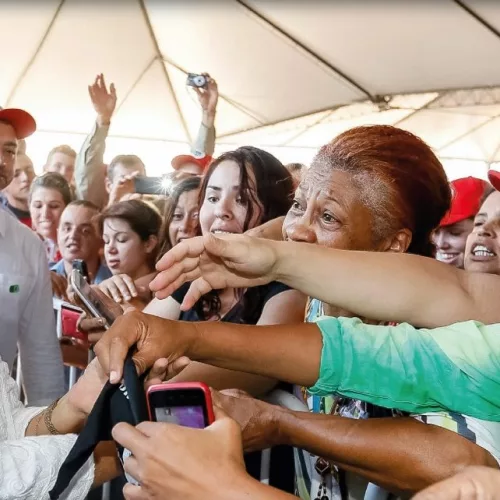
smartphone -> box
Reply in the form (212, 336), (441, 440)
(69, 269), (115, 328)
(72, 259), (89, 281)
(147, 382), (215, 428)
(60, 302), (86, 342)
(134, 176), (170, 195)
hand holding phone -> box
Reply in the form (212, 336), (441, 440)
(147, 382), (215, 428)
(70, 269), (117, 328)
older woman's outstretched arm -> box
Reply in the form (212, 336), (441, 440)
(150, 234), (500, 328)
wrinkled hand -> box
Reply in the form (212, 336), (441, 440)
(112, 407), (248, 500)
(107, 172), (139, 206)
(245, 216), (285, 241)
(194, 73), (219, 118)
(211, 389), (281, 452)
(150, 233), (279, 309)
(51, 271), (69, 300)
(412, 466), (500, 499)
(88, 73), (117, 126)
(94, 310), (196, 383)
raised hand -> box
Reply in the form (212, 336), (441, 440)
(193, 73), (219, 126)
(88, 73), (117, 126)
(150, 233), (279, 310)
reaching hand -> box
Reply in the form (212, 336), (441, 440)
(112, 407), (249, 500)
(51, 271), (69, 301)
(88, 73), (117, 126)
(150, 233), (279, 310)
(413, 466), (500, 499)
(94, 310), (196, 383)
(194, 73), (219, 122)
(107, 172), (138, 206)
(211, 389), (282, 452)
(99, 274), (142, 304)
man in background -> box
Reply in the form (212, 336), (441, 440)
(1, 152), (35, 227)
(44, 144), (77, 185)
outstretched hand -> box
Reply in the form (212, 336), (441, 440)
(88, 73), (117, 126)
(150, 233), (279, 310)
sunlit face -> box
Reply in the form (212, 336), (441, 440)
(199, 160), (262, 236)
(168, 188), (200, 246)
(103, 217), (155, 277)
(4, 154), (35, 203)
(57, 205), (101, 264)
(283, 168), (376, 250)
(432, 219), (474, 269)
(30, 187), (66, 240)
(464, 191), (500, 275)
(45, 152), (75, 184)
(0, 122), (17, 190)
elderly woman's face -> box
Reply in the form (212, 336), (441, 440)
(282, 166), (375, 250)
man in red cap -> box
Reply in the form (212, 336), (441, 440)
(0, 107), (65, 405)
(432, 176), (491, 269)
(171, 153), (212, 175)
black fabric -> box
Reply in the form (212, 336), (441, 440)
(49, 352), (148, 500)
(172, 281), (291, 324)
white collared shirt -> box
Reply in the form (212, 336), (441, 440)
(0, 207), (64, 405)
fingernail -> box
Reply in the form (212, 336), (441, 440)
(97, 318), (105, 326)
(110, 371), (119, 383)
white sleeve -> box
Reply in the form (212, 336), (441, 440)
(0, 434), (94, 500)
(18, 239), (65, 406)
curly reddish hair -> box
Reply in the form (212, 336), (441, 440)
(312, 125), (451, 257)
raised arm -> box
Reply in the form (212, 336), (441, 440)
(191, 73), (218, 158)
(74, 74), (116, 208)
(151, 233), (500, 328)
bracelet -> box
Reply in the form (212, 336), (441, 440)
(44, 398), (62, 435)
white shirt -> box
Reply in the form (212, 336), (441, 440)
(0, 356), (94, 499)
(0, 207), (65, 405)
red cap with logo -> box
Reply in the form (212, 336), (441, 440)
(171, 154), (212, 172)
(488, 168), (500, 192)
(0, 107), (36, 139)
(440, 176), (490, 227)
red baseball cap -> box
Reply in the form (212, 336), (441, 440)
(440, 176), (490, 227)
(488, 168), (500, 191)
(171, 154), (211, 172)
(0, 107), (36, 139)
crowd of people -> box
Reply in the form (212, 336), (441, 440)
(1, 70), (500, 500)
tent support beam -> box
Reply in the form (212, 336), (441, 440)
(161, 56), (266, 125)
(235, 0), (373, 101)
(138, 0), (192, 143)
(392, 94), (443, 127)
(114, 57), (156, 115)
(437, 113), (500, 153)
(453, 1), (500, 41)
(5, 0), (66, 107)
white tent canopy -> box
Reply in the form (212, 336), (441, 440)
(3, 0), (500, 178)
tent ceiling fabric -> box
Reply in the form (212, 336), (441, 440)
(2, 0), (500, 176)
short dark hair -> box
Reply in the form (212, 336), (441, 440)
(286, 162), (305, 173)
(107, 155), (145, 182)
(30, 172), (72, 206)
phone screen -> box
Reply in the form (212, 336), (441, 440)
(154, 405), (206, 428)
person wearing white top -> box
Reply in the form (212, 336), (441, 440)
(0, 352), (121, 499)
(0, 108), (65, 405)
